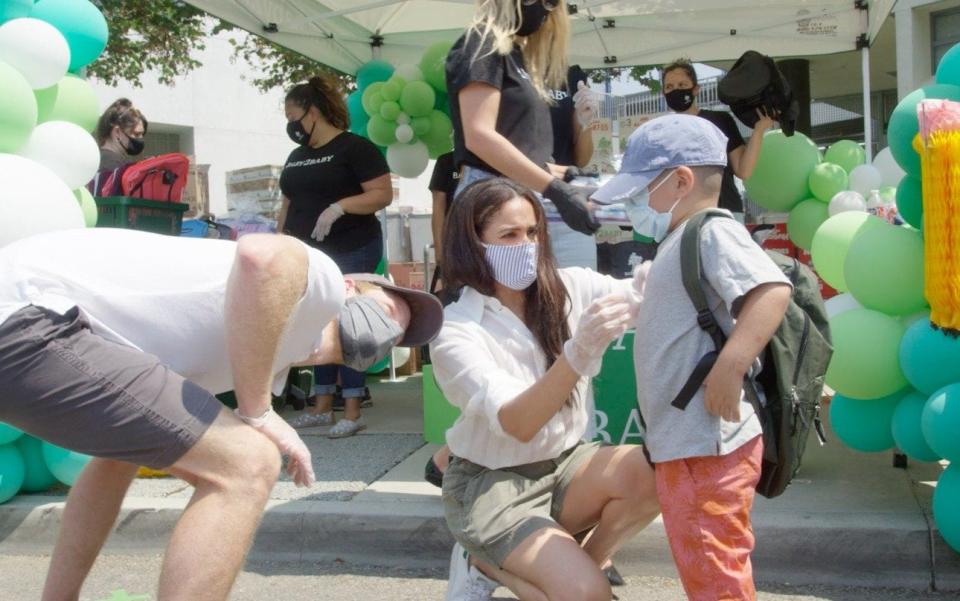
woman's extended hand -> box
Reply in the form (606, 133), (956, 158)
(563, 293), (632, 377)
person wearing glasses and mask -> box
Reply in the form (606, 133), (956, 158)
(278, 73), (394, 438)
(95, 98), (148, 172)
(661, 58), (776, 221)
(445, 0), (598, 237)
(432, 178), (659, 601)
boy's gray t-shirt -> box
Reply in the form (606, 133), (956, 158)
(633, 213), (791, 463)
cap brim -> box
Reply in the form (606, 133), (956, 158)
(590, 168), (664, 205)
(345, 273), (444, 347)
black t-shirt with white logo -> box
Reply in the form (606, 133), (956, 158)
(279, 131), (389, 252)
(429, 152), (459, 210)
(696, 109), (746, 212)
(549, 65), (587, 166)
(446, 31), (553, 174)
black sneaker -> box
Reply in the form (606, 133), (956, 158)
(424, 456), (444, 488)
(604, 564), (625, 587)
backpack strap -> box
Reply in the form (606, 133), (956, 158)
(671, 209), (764, 412)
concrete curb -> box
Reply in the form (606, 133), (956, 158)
(1, 494), (955, 591)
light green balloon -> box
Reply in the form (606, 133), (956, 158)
(744, 130), (821, 212)
(379, 100), (401, 122)
(380, 81), (401, 102)
(400, 81), (436, 118)
(825, 308), (907, 399)
(808, 162), (848, 203)
(422, 109), (453, 147)
(366, 114), (397, 147)
(361, 82), (385, 117)
(0, 59), (38, 153)
(844, 223), (925, 316)
(823, 140), (865, 174)
(787, 198), (829, 251)
(35, 74), (98, 132)
(73, 187), (97, 227)
(419, 41), (453, 93)
(810, 212), (885, 292)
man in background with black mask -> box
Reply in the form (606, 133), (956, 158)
(0, 228), (442, 601)
(661, 58), (776, 221)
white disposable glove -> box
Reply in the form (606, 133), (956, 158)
(628, 261), (652, 318)
(235, 406), (316, 487)
(311, 202), (345, 242)
(573, 81), (600, 129)
(563, 293), (633, 378)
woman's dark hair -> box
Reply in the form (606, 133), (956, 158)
(285, 73), (350, 131)
(661, 58), (698, 87)
(442, 177), (571, 367)
(95, 98), (148, 146)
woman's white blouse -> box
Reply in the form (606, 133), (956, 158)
(429, 267), (632, 469)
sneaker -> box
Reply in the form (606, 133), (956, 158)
(286, 411), (334, 429)
(604, 563), (625, 586)
(424, 456), (444, 488)
(326, 416), (367, 438)
(445, 543), (498, 601)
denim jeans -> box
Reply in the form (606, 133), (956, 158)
(314, 235), (383, 399)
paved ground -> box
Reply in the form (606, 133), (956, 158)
(3, 554), (958, 601)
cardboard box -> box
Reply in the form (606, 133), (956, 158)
(181, 162), (210, 218)
(388, 261), (427, 291)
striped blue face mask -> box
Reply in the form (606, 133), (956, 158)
(482, 242), (539, 291)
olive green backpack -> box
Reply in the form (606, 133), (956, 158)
(673, 209), (833, 498)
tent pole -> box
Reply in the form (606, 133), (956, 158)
(862, 45), (873, 162)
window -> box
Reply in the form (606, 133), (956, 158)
(932, 7), (960, 71)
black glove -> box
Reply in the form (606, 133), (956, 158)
(542, 178), (600, 235)
(563, 166), (601, 182)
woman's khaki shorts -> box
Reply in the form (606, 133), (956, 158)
(441, 441), (602, 568)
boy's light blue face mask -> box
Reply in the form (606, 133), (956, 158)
(625, 169), (681, 243)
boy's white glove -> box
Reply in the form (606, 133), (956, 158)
(564, 293), (633, 378)
(573, 81), (600, 129)
(628, 261), (651, 318)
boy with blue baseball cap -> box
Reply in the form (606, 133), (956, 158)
(593, 114), (792, 600)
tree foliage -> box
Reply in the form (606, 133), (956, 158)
(585, 65), (661, 93)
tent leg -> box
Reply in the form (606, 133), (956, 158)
(862, 46), (873, 162)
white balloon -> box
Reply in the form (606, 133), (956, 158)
(386, 141), (429, 178)
(824, 293), (863, 319)
(391, 346), (411, 368)
(393, 64), (423, 81)
(828, 190), (866, 216)
(872, 147), (906, 188)
(0, 18), (70, 89)
(0, 153), (85, 248)
(19, 121), (100, 189)
(395, 123), (414, 144)
(847, 164), (883, 197)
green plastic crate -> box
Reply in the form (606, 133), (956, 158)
(94, 196), (188, 235)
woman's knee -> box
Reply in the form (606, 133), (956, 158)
(548, 569), (611, 601)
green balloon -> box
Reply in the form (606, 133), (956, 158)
(0, 0), (33, 24)
(823, 140), (865, 174)
(379, 100), (401, 122)
(347, 89), (365, 123)
(829, 390), (904, 453)
(32, 0), (109, 71)
(844, 223), (925, 316)
(366, 115), (397, 147)
(810, 212), (885, 292)
(0, 422), (23, 446)
(74, 187), (97, 227)
(933, 464), (960, 553)
(899, 318), (960, 395)
(787, 199), (829, 251)
(808, 162), (849, 203)
(41, 441), (90, 486)
(826, 308), (907, 399)
(381, 81), (402, 102)
(361, 82), (385, 116)
(434, 90), (450, 115)
(0, 60), (38, 153)
(419, 40), (453, 93)
(427, 139), (449, 159)
(35, 74), (99, 132)
(422, 110), (453, 147)
(356, 60), (394, 90)
(400, 81), (436, 118)
(936, 42), (960, 87)
(892, 392), (941, 462)
(895, 174), (923, 230)
(888, 84), (960, 176)
(922, 383), (960, 463)
(411, 115), (431, 137)
(387, 74), (406, 88)
(744, 130), (821, 212)
(14, 435), (58, 493)
(0, 444), (25, 503)
(879, 185), (897, 204)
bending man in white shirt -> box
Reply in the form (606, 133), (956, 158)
(0, 229), (442, 601)
(430, 178), (659, 601)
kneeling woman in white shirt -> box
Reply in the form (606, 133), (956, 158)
(431, 178), (659, 601)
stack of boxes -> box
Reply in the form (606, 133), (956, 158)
(225, 165), (284, 220)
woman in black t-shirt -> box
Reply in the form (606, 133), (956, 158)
(660, 58), (776, 216)
(444, 0), (598, 236)
(278, 74), (393, 439)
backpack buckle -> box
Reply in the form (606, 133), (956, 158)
(696, 309), (718, 333)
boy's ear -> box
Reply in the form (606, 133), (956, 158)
(344, 277), (358, 296)
(675, 165), (696, 197)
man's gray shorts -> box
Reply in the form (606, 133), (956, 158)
(0, 305), (222, 469)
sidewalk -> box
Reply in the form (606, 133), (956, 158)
(0, 374), (957, 592)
